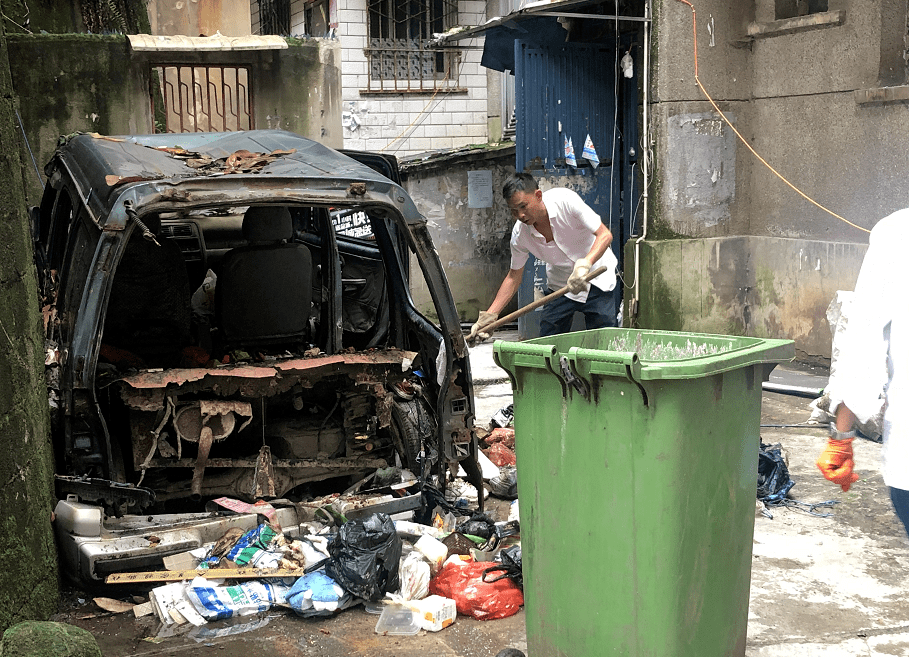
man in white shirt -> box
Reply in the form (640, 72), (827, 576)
(819, 208), (909, 537)
(470, 173), (618, 340)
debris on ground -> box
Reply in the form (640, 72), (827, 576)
(91, 464), (523, 642)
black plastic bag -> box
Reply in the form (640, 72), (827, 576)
(324, 513), (402, 602)
(482, 545), (523, 590)
(757, 443), (795, 505)
(458, 512), (496, 540)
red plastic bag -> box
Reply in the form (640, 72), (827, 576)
(485, 427), (516, 449)
(428, 561), (524, 620)
(483, 442), (517, 467)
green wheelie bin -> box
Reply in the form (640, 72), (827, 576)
(492, 328), (794, 657)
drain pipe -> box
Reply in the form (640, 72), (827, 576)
(631, 0), (652, 324)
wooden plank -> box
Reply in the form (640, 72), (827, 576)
(105, 568), (302, 585)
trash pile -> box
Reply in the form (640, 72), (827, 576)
(479, 404), (519, 500)
(120, 480), (523, 640)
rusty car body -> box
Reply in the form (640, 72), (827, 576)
(32, 130), (481, 583)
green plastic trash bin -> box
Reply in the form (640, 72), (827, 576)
(492, 328), (794, 657)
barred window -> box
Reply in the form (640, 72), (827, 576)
(366, 0), (461, 93)
(259, 0), (291, 35)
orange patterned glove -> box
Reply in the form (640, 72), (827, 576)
(816, 437), (859, 492)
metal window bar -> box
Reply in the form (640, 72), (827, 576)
(151, 65), (253, 133)
(366, 0), (460, 92)
(259, 0), (291, 34)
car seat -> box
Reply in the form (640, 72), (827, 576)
(216, 206), (313, 352)
(102, 215), (192, 368)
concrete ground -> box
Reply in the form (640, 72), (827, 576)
(51, 329), (909, 656)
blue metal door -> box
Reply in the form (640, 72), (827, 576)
(514, 37), (638, 338)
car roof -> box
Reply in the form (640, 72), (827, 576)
(52, 130), (402, 221)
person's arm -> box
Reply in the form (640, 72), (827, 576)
(487, 268), (523, 315)
(835, 404), (856, 433)
(469, 268), (523, 343)
(583, 224), (613, 265)
(567, 224), (614, 294)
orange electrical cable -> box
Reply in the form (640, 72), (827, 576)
(674, 0), (870, 234)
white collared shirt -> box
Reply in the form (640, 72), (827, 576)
(826, 208), (909, 490)
(508, 188), (618, 302)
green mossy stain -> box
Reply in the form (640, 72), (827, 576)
(755, 266), (780, 307)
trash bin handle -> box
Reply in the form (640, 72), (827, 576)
(492, 341), (567, 396)
(567, 348), (649, 406)
(567, 348), (642, 379)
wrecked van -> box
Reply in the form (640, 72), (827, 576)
(32, 130), (481, 583)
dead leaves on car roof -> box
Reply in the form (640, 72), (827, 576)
(104, 147), (298, 186)
(156, 146), (297, 174)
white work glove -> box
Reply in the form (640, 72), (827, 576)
(469, 311), (499, 344)
(567, 258), (592, 294)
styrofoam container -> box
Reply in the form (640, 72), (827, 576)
(414, 534), (448, 572)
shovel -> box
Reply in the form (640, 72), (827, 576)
(466, 266), (608, 345)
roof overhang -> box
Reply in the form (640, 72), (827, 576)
(429, 0), (650, 48)
(128, 33), (289, 52)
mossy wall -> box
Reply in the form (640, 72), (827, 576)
(8, 34), (342, 206)
(0, 25), (60, 633)
(625, 236), (867, 363)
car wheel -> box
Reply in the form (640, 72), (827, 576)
(390, 399), (431, 474)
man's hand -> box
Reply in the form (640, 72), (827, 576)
(468, 310), (499, 344)
(567, 258), (592, 294)
(816, 438), (859, 492)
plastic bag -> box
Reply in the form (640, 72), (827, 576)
(429, 561), (524, 620)
(286, 571), (358, 617)
(325, 513), (402, 602)
(483, 442), (517, 467)
(398, 551), (430, 601)
(757, 443), (795, 505)
(482, 545), (523, 590)
(186, 579), (291, 621)
(485, 427), (516, 449)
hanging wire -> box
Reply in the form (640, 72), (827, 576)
(15, 108), (44, 190)
(674, 0), (869, 234)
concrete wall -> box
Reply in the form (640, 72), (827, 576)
(400, 144), (516, 321)
(148, 0), (252, 36)
(8, 34), (341, 206)
(643, 0), (903, 361)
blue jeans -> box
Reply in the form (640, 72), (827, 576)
(539, 285), (617, 337)
(890, 487), (909, 538)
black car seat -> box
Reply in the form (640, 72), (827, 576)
(102, 215), (192, 368)
(216, 206), (313, 352)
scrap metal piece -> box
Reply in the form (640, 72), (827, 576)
(253, 445), (277, 498)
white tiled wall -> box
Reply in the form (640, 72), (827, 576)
(265, 0), (486, 155)
(252, 0), (489, 155)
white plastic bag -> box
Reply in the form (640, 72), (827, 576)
(398, 551), (431, 601)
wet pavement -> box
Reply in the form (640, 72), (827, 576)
(50, 329), (909, 656)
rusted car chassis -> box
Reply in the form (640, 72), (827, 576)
(34, 132), (482, 581)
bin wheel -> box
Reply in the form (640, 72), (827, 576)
(494, 650), (526, 657)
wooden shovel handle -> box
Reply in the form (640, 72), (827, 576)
(468, 266), (608, 341)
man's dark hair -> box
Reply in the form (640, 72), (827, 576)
(502, 173), (539, 201)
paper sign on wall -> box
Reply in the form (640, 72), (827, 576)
(468, 170), (494, 208)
